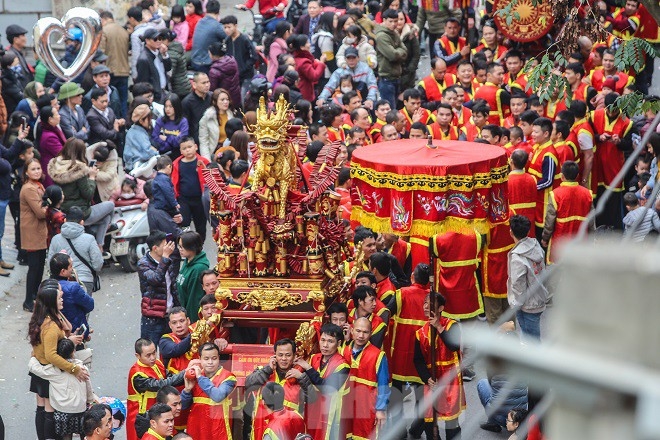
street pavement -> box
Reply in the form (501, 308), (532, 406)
(0, 208), (512, 439)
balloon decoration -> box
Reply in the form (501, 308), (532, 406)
(33, 7), (102, 81)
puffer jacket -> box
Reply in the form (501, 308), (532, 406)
(138, 252), (175, 318)
(48, 222), (103, 283)
(336, 35), (378, 70)
(374, 25), (408, 79)
(507, 237), (548, 313)
(54, 277), (94, 339)
(168, 41), (192, 98)
(208, 56), (241, 107)
(86, 143), (119, 202)
(47, 158), (96, 218)
(198, 107), (235, 161)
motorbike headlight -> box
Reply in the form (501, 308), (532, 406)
(116, 219), (126, 231)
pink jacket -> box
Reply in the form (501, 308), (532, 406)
(267, 38), (288, 83)
(293, 50), (326, 102)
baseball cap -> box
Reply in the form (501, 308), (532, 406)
(142, 27), (160, 41)
(345, 47), (359, 58)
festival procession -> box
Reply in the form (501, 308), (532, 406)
(0, 0), (658, 438)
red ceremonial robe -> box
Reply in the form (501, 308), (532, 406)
(390, 283), (428, 383)
(250, 370), (303, 440)
(263, 408), (306, 439)
(507, 170), (537, 238)
(187, 367), (237, 440)
(341, 342), (386, 440)
(160, 332), (197, 430)
(306, 353), (349, 440)
(546, 182), (593, 264)
(126, 360), (166, 440)
(430, 231), (483, 319)
(416, 320), (466, 421)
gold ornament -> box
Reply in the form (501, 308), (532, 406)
(295, 317), (322, 358)
(249, 95), (297, 219)
(188, 313), (222, 356)
(236, 289), (304, 310)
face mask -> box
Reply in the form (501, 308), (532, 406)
(341, 86), (352, 94)
(10, 65), (22, 74)
(345, 37), (356, 44)
(120, 192), (136, 199)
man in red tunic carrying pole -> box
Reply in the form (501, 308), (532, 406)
(126, 338), (185, 440)
(181, 342), (236, 440)
(262, 382), (307, 440)
(341, 317), (391, 440)
(245, 339), (315, 440)
(387, 263), (431, 439)
(414, 292), (466, 440)
(297, 323), (350, 440)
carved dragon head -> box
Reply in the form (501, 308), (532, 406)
(250, 95), (291, 153)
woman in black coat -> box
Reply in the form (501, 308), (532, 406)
(1, 52), (25, 116)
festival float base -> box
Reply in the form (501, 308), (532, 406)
(188, 96), (350, 380)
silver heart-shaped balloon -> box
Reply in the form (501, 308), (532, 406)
(33, 7), (102, 82)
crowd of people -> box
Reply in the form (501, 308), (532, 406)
(6, 0), (660, 438)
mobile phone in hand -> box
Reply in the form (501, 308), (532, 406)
(76, 324), (87, 335)
(165, 233), (173, 242)
(88, 160), (97, 167)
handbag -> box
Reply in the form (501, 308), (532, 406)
(65, 238), (101, 293)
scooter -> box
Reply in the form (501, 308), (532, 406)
(108, 199), (150, 273)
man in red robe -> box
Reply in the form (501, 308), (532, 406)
(387, 263), (430, 439)
(297, 323), (349, 440)
(245, 339), (315, 440)
(527, 117), (560, 239)
(414, 292), (466, 440)
(348, 285), (387, 349)
(262, 382), (307, 440)
(592, 93), (634, 229)
(473, 62), (510, 125)
(341, 317), (390, 440)
(430, 230), (484, 319)
(140, 403), (175, 440)
(542, 161), (594, 264)
(508, 149), (537, 237)
(126, 339), (184, 440)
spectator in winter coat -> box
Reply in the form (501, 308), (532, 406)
(47, 139), (115, 246)
(221, 15), (257, 98)
(15, 81), (44, 132)
(124, 104), (158, 173)
(86, 141), (120, 202)
(176, 231), (209, 323)
(58, 82), (90, 142)
(151, 94), (189, 160)
(138, 230), (178, 343)
(49, 253), (94, 338)
(47, 207), (104, 295)
(207, 42), (241, 107)
(374, 9), (408, 107)
(136, 28), (172, 104)
(169, 5), (189, 46)
(1, 52), (25, 116)
(86, 88), (125, 146)
(161, 29), (192, 99)
(38, 106), (66, 187)
(199, 89), (236, 160)
(190, 0), (227, 73)
(291, 34), (327, 102)
(265, 22), (292, 83)
(336, 26), (378, 70)
(185, 0), (205, 52)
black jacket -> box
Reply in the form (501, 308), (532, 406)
(225, 33), (256, 83)
(1, 68), (24, 115)
(86, 106), (119, 145)
(135, 49), (172, 104)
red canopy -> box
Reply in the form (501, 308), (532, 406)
(350, 139), (509, 237)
